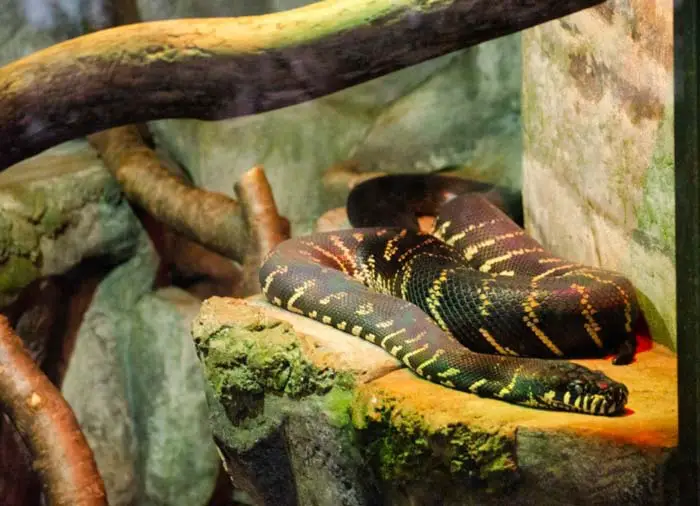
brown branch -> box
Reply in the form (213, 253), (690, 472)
(88, 126), (249, 263)
(0, 0), (605, 170)
(234, 166), (290, 294)
(0, 316), (107, 506)
(235, 166), (290, 260)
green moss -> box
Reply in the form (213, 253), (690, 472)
(635, 105), (675, 257)
(352, 396), (516, 491)
(0, 256), (40, 298)
(320, 380), (355, 428)
(200, 324), (337, 399)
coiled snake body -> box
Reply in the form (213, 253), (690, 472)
(260, 175), (639, 415)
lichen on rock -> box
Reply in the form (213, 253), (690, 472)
(352, 386), (517, 492)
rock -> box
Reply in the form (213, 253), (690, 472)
(0, 140), (142, 307)
(62, 240), (220, 506)
(195, 296), (678, 506)
(521, 2), (675, 349)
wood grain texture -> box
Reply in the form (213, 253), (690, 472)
(0, 0), (604, 170)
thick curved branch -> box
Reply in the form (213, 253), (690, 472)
(0, 316), (107, 506)
(89, 128), (288, 295)
(0, 0), (604, 170)
(88, 126), (249, 262)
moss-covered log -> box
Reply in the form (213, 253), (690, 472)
(0, 0), (604, 170)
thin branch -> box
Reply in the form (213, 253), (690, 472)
(0, 316), (107, 506)
(88, 126), (249, 263)
(0, 0), (605, 170)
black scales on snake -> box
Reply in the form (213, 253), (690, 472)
(259, 174), (639, 416)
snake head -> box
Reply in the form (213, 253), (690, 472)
(528, 361), (629, 416)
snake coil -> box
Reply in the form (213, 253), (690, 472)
(260, 175), (639, 415)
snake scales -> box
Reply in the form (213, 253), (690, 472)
(259, 175), (639, 415)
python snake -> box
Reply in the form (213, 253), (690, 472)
(259, 175), (639, 415)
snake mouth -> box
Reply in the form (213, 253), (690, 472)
(558, 378), (629, 415)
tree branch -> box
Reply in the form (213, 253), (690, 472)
(234, 166), (290, 293)
(0, 316), (107, 506)
(0, 0), (604, 170)
(88, 126), (249, 262)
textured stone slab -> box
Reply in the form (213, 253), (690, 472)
(195, 296), (677, 506)
(522, 1), (675, 349)
(0, 140), (142, 308)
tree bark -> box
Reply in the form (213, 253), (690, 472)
(0, 0), (604, 170)
(0, 316), (107, 506)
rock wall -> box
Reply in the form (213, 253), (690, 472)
(522, 1), (674, 348)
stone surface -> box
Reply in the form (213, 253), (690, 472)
(0, 140), (142, 308)
(62, 240), (220, 506)
(522, 2), (675, 348)
(195, 296), (384, 506)
(195, 296), (678, 506)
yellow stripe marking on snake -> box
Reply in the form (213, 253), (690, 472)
(286, 280), (316, 314)
(522, 290), (564, 356)
(396, 236), (439, 263)
(477, 279), (495, 317)
(355, 302), (374, 316)
(301, 242), (350, 274)
(322, 315), (332, 324)
(415, 348), (445, 376)
(319, 292), (348, 305)
(440, 219), (500, 245)
(364, 333), (377, 343)
(462, 231), (525, 261)
(575, 270), (634, 332)
(384, 229), (407, 261)
(478, 248), (545, 273)
(478, 328), (519, 356)
(532, 263), (578, 282)
(468, 378), (488, 393)
(399, 258), (415, 299)
(404, 334), (426, 345)
(571, 283), (604, 348)
(376, 319), (395, 329)
(433, 220), (452, 238)
(401, 343), (430, 367)
(390, 345), (404, 356)
(336, 321), (347, 330)
(425, 269), (450, 331)
(329, 235), (357, 271)
(380, 329), (406, 348)
(308, 310), (318, 319)
(538, 257), (565, 264)
(496, 367), (523, 398)
(261, 265), (288, 294)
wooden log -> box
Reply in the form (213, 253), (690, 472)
(0, 0), (604, 171)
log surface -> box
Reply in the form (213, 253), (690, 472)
(0, 0), (604, 170)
